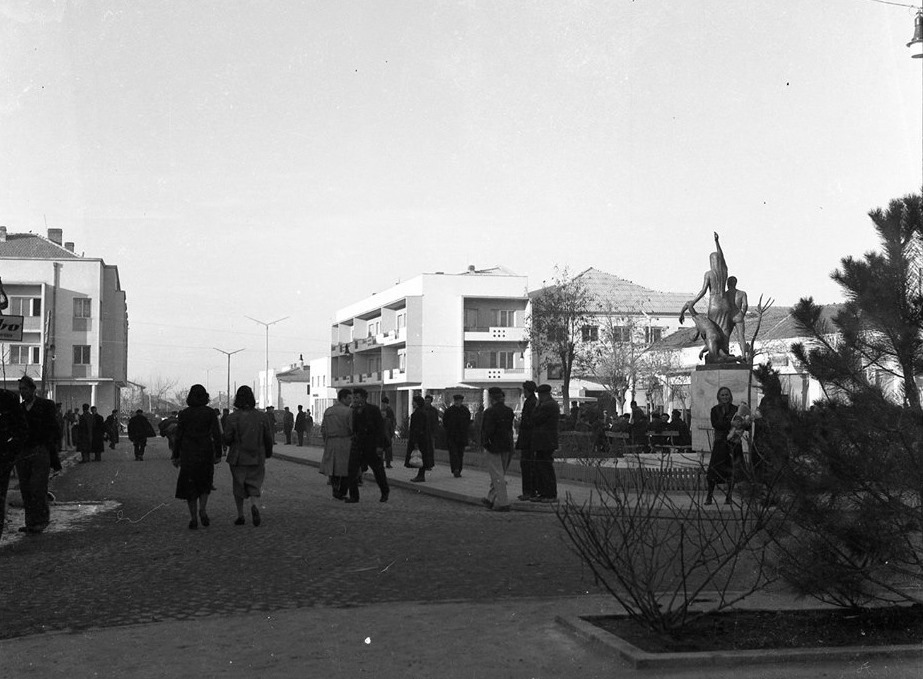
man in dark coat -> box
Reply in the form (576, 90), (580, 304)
(128, 409), (157, 460)
(343, 387), (389, 503)
(380, 397), (396, 468)
(442, 394), (471, 478)
(531, 384), (560, 502)
(0, 388), (27, 540)
(88, 406), (106, 461)
(516, 380), (538, 500)
(480, 387), (514, 511)
(423, 394), (440, 452)
(282, 406), (295, 445)
(17, 376), (58, 533)
(294, 405), (307, 446)
(104, 409), (120, 449)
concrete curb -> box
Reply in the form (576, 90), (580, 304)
(556, 614), (923, 670)
(271, 451), (556, 513)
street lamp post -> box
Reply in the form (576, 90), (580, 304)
(908, 9), (923, 185)
(245, 316), (289, 408)
(213, 347), (245, 411)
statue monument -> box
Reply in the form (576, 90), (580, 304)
(679, 232), (749, 363)
(680, 233), (753, 454)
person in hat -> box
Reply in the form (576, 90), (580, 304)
(480, 386), (514, 511)
(516, 380), (538, 501)
(405, 394), (434, 482)
(531, 384), (560, 502)
(442, 394), (471, 478)
(128, 409), (157, 460)
(379, 397), (396, 468)
(16, 375), (58, 534)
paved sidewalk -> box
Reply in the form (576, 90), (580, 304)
(273, 442), (597, 510)
(273, 442), (710, 512)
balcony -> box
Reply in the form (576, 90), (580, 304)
(357, 371), (381, 384)
(463, 326), (527, 343)
(463, 368), (526, 382)
(380, 327), (406, 346)
(383, 368), (408, 384)
(354, 336), (380, 353)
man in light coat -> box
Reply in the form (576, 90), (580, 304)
(321, 389), (353, 499)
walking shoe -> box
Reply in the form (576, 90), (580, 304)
(380, 493), (389, 503)
(410, 476), (425, 483)
(480, 498), (493, 509)
(199, 512), (210, 527)
(188, 520), (198, 530)
(251, 505), (261, 527)
(453, 471), (461, 478)
(234, 517), (246, 526)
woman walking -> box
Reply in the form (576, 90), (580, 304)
(172, 384), (223, 529)
(705, 386), (743, 505)
(405, 394), (434, 482)
(223, 385), (273, 526)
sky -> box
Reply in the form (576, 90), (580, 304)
(1, 0), (921, 391)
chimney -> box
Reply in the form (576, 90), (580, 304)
(64, 242), (75, 252)
(48, 228), (63, 245)
(0, 226), (6, 242)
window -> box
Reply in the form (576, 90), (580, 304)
(464, 308), (478, 330)
(9, 297), (41, 317)
(582, 325), (599, 342)
(491, 309), (514, 327)
(398, 351), (406, 371)
(9, 345), (40, 364)
(464, 350), (478, 369)
(74, 298), (92, 318)
(644, 327), (663, 344)
(489, 351), (515, 369)
(396, 312), (406, 330)
(547, 364), (564, 380)
(612, 325), (632, 343)
(73, 345), (91, 365)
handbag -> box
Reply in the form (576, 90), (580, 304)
(408, 450), (423, 468)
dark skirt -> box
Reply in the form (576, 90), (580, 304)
(706, 439), (743, 485)
(175, 461), (214, 500)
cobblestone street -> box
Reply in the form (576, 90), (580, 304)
(0, 438), (599, 640)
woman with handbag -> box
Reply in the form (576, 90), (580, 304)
(223, 385), (273, 526)
(172, 384), (223, 530)
(405, 394), (434, 482)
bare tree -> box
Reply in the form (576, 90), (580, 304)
(527, 266), (597, 405)
(147, 376), (178, 415)
(556, 467), (784, 635)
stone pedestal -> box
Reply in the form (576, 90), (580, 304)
(690, 364), (753, 453)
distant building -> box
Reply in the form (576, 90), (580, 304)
(274, 360), (311, 411)
(308, 355), (336, 422)
(528, 267), (692, 412)
(330, 265), (531, 425)
(0, 226), (128, 410)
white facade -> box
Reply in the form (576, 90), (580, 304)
(330, 266), (531, 424)
(0, 227), (128, 411)
(308, 356), (336, 422)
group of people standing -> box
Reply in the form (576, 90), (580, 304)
(0, 376), (61, 538)
(317, 382), (561, 513)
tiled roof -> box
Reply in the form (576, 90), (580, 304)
(0, 233), (80, 259)
(530, 267), (694, 314)
(655, 304), (846, 350)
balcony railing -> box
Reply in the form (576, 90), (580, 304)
(463, 326), (527, 342)
(463, 367), (526, 381)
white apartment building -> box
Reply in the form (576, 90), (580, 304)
(530, 268), (692, 411)
(330, 266), (531, 425)
(0, 227), (128, 411)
